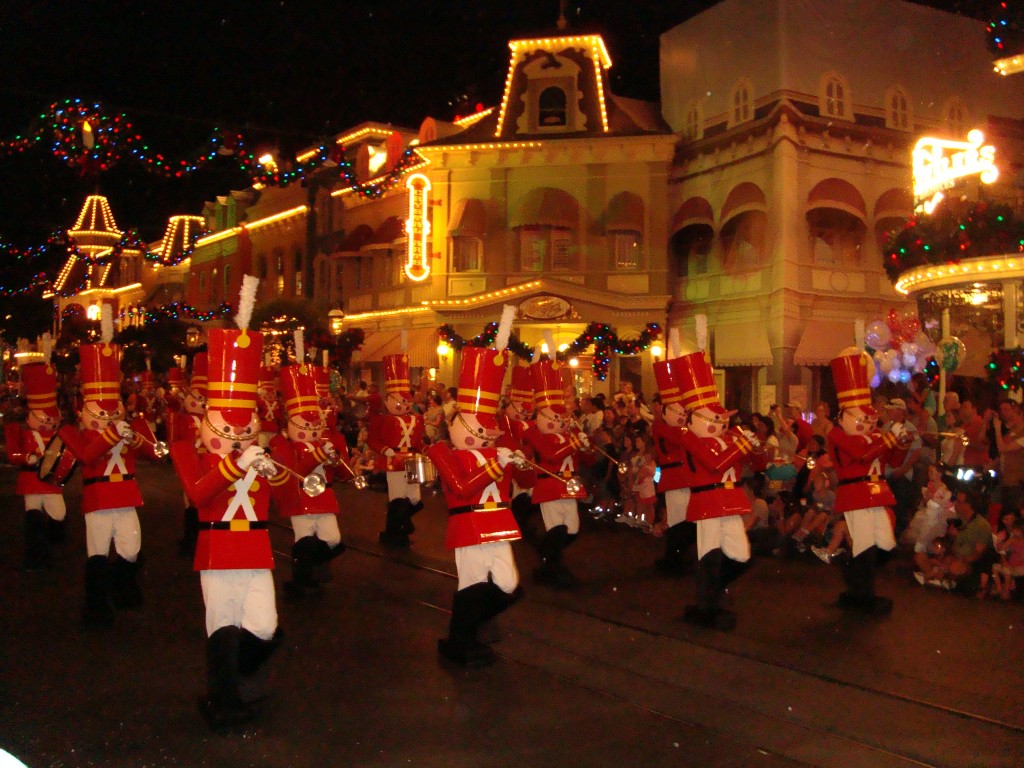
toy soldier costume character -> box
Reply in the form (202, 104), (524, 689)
(427, 306), (522, 667)
(523, 358), (587, 587)
(367, 353), (425, 547)
(257, 363), (281, 448)
(675, 351), (757, 631)
(170, 276), (288, 730)
(58, 308), (156, 626)
(6, 348), (68, 570)
(651, 356), (696, 576)
(270, 348), (352, 600)
(496, 365), (537, 536)
(827, 347), (902, 616)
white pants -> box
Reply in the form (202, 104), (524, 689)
(386, 470), (421, 504)
(24, 493), (66, 521)
(454, 541), (519, 592)
(844, 507), (896, 558)
(540, 498), (580, 535)
(291, 513), (341, 547)
(665, 488), (691, 527)
(85, 508), (141, 559)
(200, 569), (278, 639)
(696, 516), (750, 562)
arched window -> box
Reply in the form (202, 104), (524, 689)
(820, 73), (850, 120)
(293, 248), (303, 296)
(538, 86), (567, 127)
(945, 99), (969, 136)
(730, 79), (752, 126)
(886, 87), (911, 131)
(254, 253), (267, 279)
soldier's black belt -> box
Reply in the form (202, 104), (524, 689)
(690, 480), (742, 494)
(660, 462), (683, 469)
(83, 474), (135, 485)
(838, 475), (881, 486)
(449, 503), (511, 516)
(199, 521), (269, 530)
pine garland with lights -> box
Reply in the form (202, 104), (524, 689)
(883, 198), (1024, 281)
(141, 301), (232, 323)
(438, 322), (662, 381)
(988, 1), (1024, 59)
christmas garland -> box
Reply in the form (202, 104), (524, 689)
(141, 301), (232, 323)
(883, 198), (1024, 282)
(988, 2), (1024, 59)
(438, 322), (662, 381)
(988, 348), (1024, 391)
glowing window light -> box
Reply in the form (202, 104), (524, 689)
(404, 173), (431, 282)
(913, 130), (998, 212)
(86, 304), (101, 320)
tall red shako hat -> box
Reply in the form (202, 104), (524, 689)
(21, 333), (59, 419)
(259, 364), (277, 393)
(79, 304), (122, 412)
(205, 275), (263, 427)
(531, 359), (567, 414)
(457, 305), (517, 428)
(653, 357), (686, 405)
(508, 365), (534, 413)
(675, 350), (725, 413)
(312, 365), (330, 399)
(279, 364), (320, 422)
(831, 346), (875, 415)
(382, 353), (412, 402)
(190, 352), (209, 398)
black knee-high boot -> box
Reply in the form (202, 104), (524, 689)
(379, 499), (412, 547)
(683, 549), (736, 631)
(23, 508), (51, 571)
(110, 554), (143, 609)
(237, 626), (283, 704)
(534, 525), (576, 587)
(403, 500), (423, 534)
(511, 493), (535, 542)
(44, 513), (67, 544)
(199, 626), (252, 730)
(83, 555), (114, 627)
(310, 537), (344, 584)
(655, 522), (695, 576)
(285, 536), (323, 598)
(839, 546), (892, 615)
(438, 582), (497, 667)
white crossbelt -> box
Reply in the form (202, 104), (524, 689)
(469, 449), (501, 504)
(31, 430), (46, 455)
(397, 417), (415, 449)
(104, 442), (128, 476)
(222, 467), (259, 521)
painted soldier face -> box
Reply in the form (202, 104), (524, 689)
(839, 406), (871, 436)
(80, 402), (125, 431)
(385, 392), (413, 416)
(449, 411), (502, 449)
(201, 409), (259, 455)
(183, 389), (206, 416)
(688, 407), (727, 437)
(27, 408), (58, 433)
(536, 407), (567, 435)
(286, 413), (325, 443)
(663, 402), (687, 428)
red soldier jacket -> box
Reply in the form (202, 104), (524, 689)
(425, 443), (521, 549)
(258, 396), (281, 434)
(827, 426), (899, 513)
(680, 429), (751, 521)
(57, 416), (156, 513)
(367, 412), (424, 471)
(652, 418), (692, 493)
(268, 432), (352, 517)
(522, 427), (587, 504)
(5, 424), (63, 495)
(166, 410), (202, 447)
(496, 414), (536, 491)
(170, 443), (288, 570)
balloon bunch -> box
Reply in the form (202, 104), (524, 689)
(864, 308), (937, 386)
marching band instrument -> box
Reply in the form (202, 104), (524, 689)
(569, 419), (629, 474)
(37, 435), (78, 486)
(405, 454), (439, 486)
(132, 431), (170, 458)
(250, 452), (327, 497)
(937, 431), (970, 447)
(510, 451), (584, 495)
(323, 444), (369, 490)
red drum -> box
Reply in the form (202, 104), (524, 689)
(37, 435), (78, 487)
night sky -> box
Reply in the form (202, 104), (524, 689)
(0, 0), (993, 244)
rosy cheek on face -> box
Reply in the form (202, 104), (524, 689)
(465, 436), (475, 446)
(89, 420), (100, 430)
(298, 431), (306, 441)
(209, 438), (222, 451)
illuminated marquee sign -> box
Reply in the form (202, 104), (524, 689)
(404, 173), (431, 282)
(913, 129), (998, 213)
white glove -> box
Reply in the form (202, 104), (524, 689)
(496, 447), (514, 468)
(114, 421), (135, 440)
(577, 431), (591, 449)
(27, 454), (39, 466)
(237, 445), (266, 471)
(384, 447), (395, 458)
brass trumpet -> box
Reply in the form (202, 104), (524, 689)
(250, 453), (327, 497)
(510, 451), (584, 495)
(119, 426), (169, 458)
(570, 422), (629, 475)
(323, 444), (369, 490)
(937, 431), (970, 447)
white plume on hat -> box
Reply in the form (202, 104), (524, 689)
(294, 328), (305, 365)
(495, 304), (517, 352)
(543, 330), (556, 359)
(400, 329), (408, 353)
(668, 327), (681, 359)
(40, 333), (52, 363)
(100, 304), (113, 344)
(695, 314), (707, 352)
(234, 274), (259, 331)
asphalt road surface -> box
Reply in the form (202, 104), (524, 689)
(1, 460), (1022, 768)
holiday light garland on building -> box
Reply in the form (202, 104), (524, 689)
(438, 322), (662, 380)
(987, 348), (1024, 391)
(988, 1), (1024, 59)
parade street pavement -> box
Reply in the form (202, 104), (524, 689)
(1, 460), (1023, 768)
